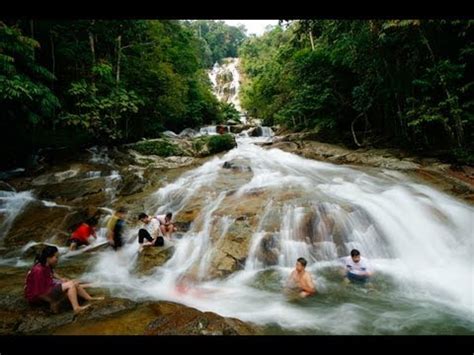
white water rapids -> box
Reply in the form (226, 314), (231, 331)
(79, 139), (473, 334)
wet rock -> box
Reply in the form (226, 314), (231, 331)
(144, 302), (262, 335)
(162, 130), (179, 139)
(135, 245), (175, 275)
(0, 181), (16, 192)
(229, 124), (251, 134)
(256, 233), (280, 266)
(208, 221), (253, 278)
(117, 170), (146, 196)
(36, 176), (107, 202)
(51, 301), (261, 335)
(16, 297), (137, 335)
(269, 141), (300, 153)
(222, 158), (252, 172)
(3, 202), (100, 247)
(179, 128), (199, 138)
(0, 309), (23, 334)
(249, 126), (263, 137)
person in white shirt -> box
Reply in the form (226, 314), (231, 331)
(137, 213), (163, 252)
(156, 212), (177, 240)
(341, 249), (373, 284)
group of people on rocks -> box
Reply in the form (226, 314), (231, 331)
(24, 205), (372, 314)
(24, 207), (178, 314)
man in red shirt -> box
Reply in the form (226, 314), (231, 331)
(68, 217), (98, 251)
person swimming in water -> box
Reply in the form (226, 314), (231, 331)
(284, 257), (316, 298)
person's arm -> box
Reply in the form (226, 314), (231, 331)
(362, 260), (373, 277)
(285, 271), (296, 288)
(151, 220), (160, 238)
(339, 257), (348, 276)
(301, 273), (316, 294)
(106, 218), (115, 245)
(53, 271), (69, 282)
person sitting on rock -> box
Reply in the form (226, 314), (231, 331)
(24, 245), (103, 314)
(340, 249), (373, 285)
(68, 217), (98, 251)
(156, 212), (177, 240)
(137, 213), (164, 252)
(106, 207), (128, 251)
(284, 257), (316, 298)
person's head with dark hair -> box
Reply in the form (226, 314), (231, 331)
(86, 217), (99, 227)
(350, 249), (361, 263)
(35, 245), (59, 267)
(138, 213), (151, 224)
(116, 207), (128, 218)
(165, 212), (172, 220)
(296, 257), (307, 271)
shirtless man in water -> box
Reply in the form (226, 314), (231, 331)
(285, 257), (316, 298)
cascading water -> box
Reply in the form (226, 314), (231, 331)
(83, 139), (474, 334)
(0, 190), (35, 241)
(208, 58), (245, 123)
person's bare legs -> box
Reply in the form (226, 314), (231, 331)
(160, 225), (167, 238)
(62, 281), (90, 314)
(69, 242), (77, 252)
(76, 283), (104, 301)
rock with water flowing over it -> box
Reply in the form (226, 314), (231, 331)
(36, 177), (109, 203)
(2, 201), (100, 247)
(255, 232), (280, 266)
(222, 158), (252, 172)
(0, 264), (262, 335)
(135, 245), (175, 275)
(249, 126), (263, 137)
(162, 130), (179, 139)
(229, 124), (252, 134)
(0, 181), (16, 192)
(178, 128), (199, 138)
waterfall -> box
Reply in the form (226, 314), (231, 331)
(208, 58), (246, 123)
(2, 135), (472, 334)
(0, 190), (36, 241)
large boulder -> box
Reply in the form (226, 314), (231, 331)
(143, 302), (262, 335)
(35, 176), (108, 202)
(135, 245), (175, 275)
(223, 158), (252, 172)
(255, 232), (280, 266)
(3, 201), (101, 247)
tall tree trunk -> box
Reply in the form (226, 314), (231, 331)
(50, 32), (56, 82)
(309, 31), (315, 51)
(50, 31), (56, 124)
(30, 20), (35, 59)
(116, 35), (122, 86)
(88, 20), (96, 67)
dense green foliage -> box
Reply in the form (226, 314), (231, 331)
(183, 20), (247, 67)
(131, 139), (182, 157)
(240, 20), (474, 163)
(207, 133), (237, 154)
(0, 19), (226, 168)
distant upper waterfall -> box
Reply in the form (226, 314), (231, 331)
(208, 58), (246, 123)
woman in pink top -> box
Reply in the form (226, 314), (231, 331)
(24, 245), (103, 314)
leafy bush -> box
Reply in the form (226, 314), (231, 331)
(132, 139), (181, 157)
(207, 134), (236, 154)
